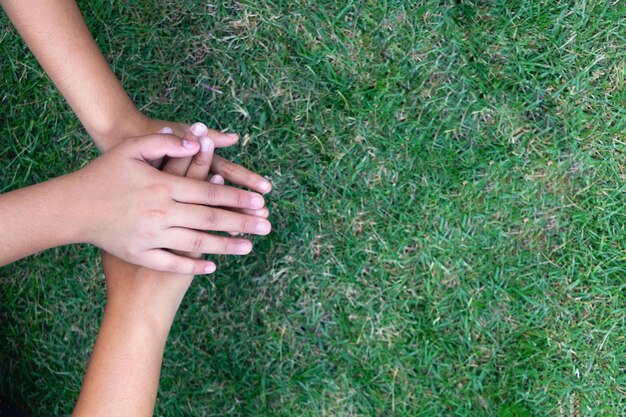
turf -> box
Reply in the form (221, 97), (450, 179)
(1, 0), (625, 415)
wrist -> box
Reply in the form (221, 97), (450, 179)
(89, 109), (149, 152)
(102, 254), (189, 333)
(103, 301), (174, 344)
(35, 174), (94, 247)
(56, 168), (105, 246)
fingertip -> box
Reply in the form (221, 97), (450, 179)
(210, 131), (239, 147)
(183, 139), (200, 150)
(250, 195), (265, 209)
(259, 180), (272, 194)
(210, 174), (225, 185)
(204, 262), (216, 274)
(191, 122), (208, 137)
(257, 220), (272, 235)
(200, 136), (214, 153)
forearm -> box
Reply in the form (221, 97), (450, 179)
(72, 305), (172, 417)
(73, 257), (184, 417)
(0, 0), (144, 151)
(0, 175), (87, 266)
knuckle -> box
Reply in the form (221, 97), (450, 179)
(239, 217), (249, 233)
(224, 239), (237, 254)
(206, 185), (218, 203)
(191, 156), (208, 170)
(146, 180), (170, 196)
(247, 173), (258, 186)
(220, 161), (236, 176)
(204, 209), (217, 227)
(144, 208), (167, 219)
(190, 233), (205, 252)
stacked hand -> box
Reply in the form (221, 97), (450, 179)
(101, 122), (258, 327)
(0, 121), (272, 275)
(74, 123), (267, 417)
(72, 124), (271, 274)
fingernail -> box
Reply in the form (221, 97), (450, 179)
(226, 133), (238, 139)
(210, 175), (224, 185)
(182, 140), (196, 149)
(251, 196), (264, 208)
(159, 127), (174, 134)
(256, 221), (271, 235)
(204, 263), (216, 273)
(259, 181), (271, 192)
(200, 137), (213, 153)
(236, 241), (252, 253)
(191, 122), (208, 136)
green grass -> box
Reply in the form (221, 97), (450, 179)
(1, 0), (625, 415)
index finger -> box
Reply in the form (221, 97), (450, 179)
(169, 176), (265, 210)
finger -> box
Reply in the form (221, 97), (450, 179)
(170, 178), (266, 209)
(230, 206), (270, 218)
(185, 137), (215, 181)
(208, 175), (268, 217)
(162, 122), (208, 176)
(207, 128), (239, 148)
(149, 127), (176, 167)
(209, 174), (224, 185)
(162, 228), (253, 255)
(126, 133), (200, 161)
(211, 155), (272, 194)
(170, 204), (272, 235)
(224, 206), (270, 237)
(208, 174), (242, 236)
(141, 249), (216, 275)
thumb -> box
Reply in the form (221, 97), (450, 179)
(125, 133), (200, 162)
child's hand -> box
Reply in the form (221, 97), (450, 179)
(101, 135), (219, 317)
(71, 132), (271, 274)
(127, 116), (272, 195)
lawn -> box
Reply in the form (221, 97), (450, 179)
(1, 0), (625, 416)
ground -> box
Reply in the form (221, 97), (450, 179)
(0, 1), (625, 416)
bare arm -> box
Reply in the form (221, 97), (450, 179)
(0, 173), (89, 264)
(0, 0), (141, 150)
(1, 0), (273, 193)
(72, 255), (187, 417)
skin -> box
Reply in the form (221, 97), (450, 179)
(0, 0), (275, 408)
(0, 131), (271, 274)
(73, 136), (224, 417)
(0, 0), (272, 195)
(0, 0), (275, 272)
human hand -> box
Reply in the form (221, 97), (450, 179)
(101, 123), (270, 316)
(117, 114), (272, 195)
(100, 136), (214, 320)
(68, 132), (272, 274)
